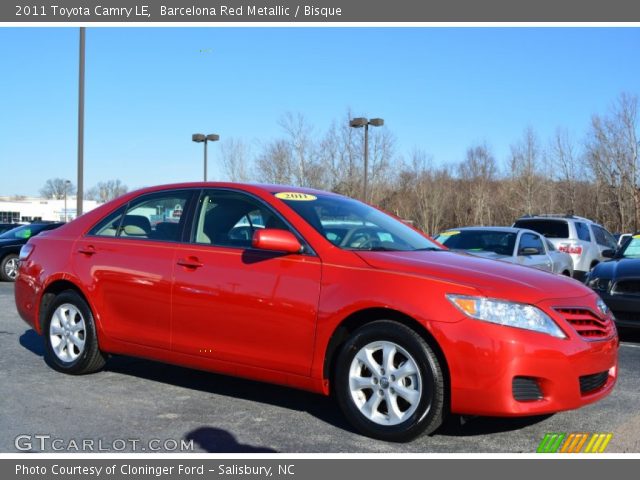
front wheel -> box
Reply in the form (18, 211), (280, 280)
(0, 253), (19, 282)
(334, 320), (446, 442)
(43, 290), (106, 374)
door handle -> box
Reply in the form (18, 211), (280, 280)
(177, 257), (204, 269)
(78, 245), (96, 256)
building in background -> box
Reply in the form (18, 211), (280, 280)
(0, 196), (100, 223)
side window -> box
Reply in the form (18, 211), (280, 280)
(88, 206), (126, 237)
(88, 191), (192, 242)
(575, 222), (591, 242)
(602, 228), (617, 249)
(546, 239), (556, 251)
(593, 226), (617, 249)
(193, 190), (290, 248)
(519, 233), (544, 253)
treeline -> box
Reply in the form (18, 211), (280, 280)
(220, 93), (637, 235)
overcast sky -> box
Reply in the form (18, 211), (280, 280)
(1, 27), (639, 196)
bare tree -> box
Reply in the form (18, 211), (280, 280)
(458, 143), (497, 225)
(85, 180), (128, 202)
(254, 140), (295, 185)
(508, 127), (545, 215)
(549, 128), (583, 214)
(585, 93), (639, 231)
(40, 178), (76, 200)
(220, 138), (252, 182)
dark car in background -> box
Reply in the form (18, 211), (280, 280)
(0, 222), (64, 281)
(585, 233), (640, 329)
(0, 223), (21, 235)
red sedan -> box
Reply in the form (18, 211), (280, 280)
(15, 183), (618, 441)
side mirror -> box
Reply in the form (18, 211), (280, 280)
(601, 249), (615, 259)
(519, 247), (540, 256)
(252, 229), (302, 254)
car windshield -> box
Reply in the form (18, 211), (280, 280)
(274, 192), (440, 251)
(435, 230), (517, 256)
(0, 224), (48, 240)
(620, 235), (640, 258)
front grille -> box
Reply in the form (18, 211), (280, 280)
(554, 307), (614, 340)
(612, 279), (640, 296)
(579, 371), (609, 394)
(512, 376), (543, 401)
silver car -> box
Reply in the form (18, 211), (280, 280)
(513, 215), (616, 281)
(435, 226), (574, 276)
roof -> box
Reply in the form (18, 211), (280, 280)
(123, 182), (344, 198)
(442, 226), (525, 234)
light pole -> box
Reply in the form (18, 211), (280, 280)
(77, 27), (85, 216)
(192, 133), (220, 181)
(349, 117), (384, 201)
(64, 180), (71, 222)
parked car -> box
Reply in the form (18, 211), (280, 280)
(513, 215), (617, 281)
(585, 233), (640, 329)
(435, 227), (573, 276)
(0, 222), (64, 281)
(15, 183), (618, 441)
(0, 223), (21, 235)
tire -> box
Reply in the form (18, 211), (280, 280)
(0, 253), (19, 282)
(43, 290), (106, 375)
(334, 320), (445, 442)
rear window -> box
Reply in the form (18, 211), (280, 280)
(513, 219), (569, 239)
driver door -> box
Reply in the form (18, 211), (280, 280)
(170, 189), (322, 376)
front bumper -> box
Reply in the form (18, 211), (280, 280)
(435, 309), (618, 417)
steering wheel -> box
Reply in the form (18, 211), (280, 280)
(341, 227), (377, 249)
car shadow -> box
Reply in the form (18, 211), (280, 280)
(104, 355), (356, 435)
(436, 413), (553, 437)
(184, 427), (277, 453)
(19, 329), (44, 357)
(17, 329), (557, 439)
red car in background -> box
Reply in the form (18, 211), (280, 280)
(15, 183), (618, 441)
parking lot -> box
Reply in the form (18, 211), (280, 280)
(0, 281), (638, 453)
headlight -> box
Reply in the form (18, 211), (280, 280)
(446, 294), (566, 338)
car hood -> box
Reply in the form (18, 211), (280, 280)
(355, 250), (591, 304)
(592, 257), (640, 279)
(461, 250), (512, 261)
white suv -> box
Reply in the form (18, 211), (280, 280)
(513, 215), (617, 281)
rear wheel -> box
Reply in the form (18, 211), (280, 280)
(334, 320), (445, 442)
(0, 253), (19, 282)
(43, 290), (106, 374)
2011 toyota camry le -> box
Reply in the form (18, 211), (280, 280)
(15, 183), (618, 441)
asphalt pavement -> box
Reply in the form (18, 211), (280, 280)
(1, 281), (638, 453)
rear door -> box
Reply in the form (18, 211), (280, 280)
(73, 189), (195, 350)
(171, 189), (322, 376)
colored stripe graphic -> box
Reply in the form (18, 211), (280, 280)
(584, 433), (613, 453)
(537, 433), (566, 453)
(537, 433), (613, 453)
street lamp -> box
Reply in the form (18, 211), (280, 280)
(64, 180), (71, 222)
(349, 117), (384, 201)
(192, 133), (220, 181)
